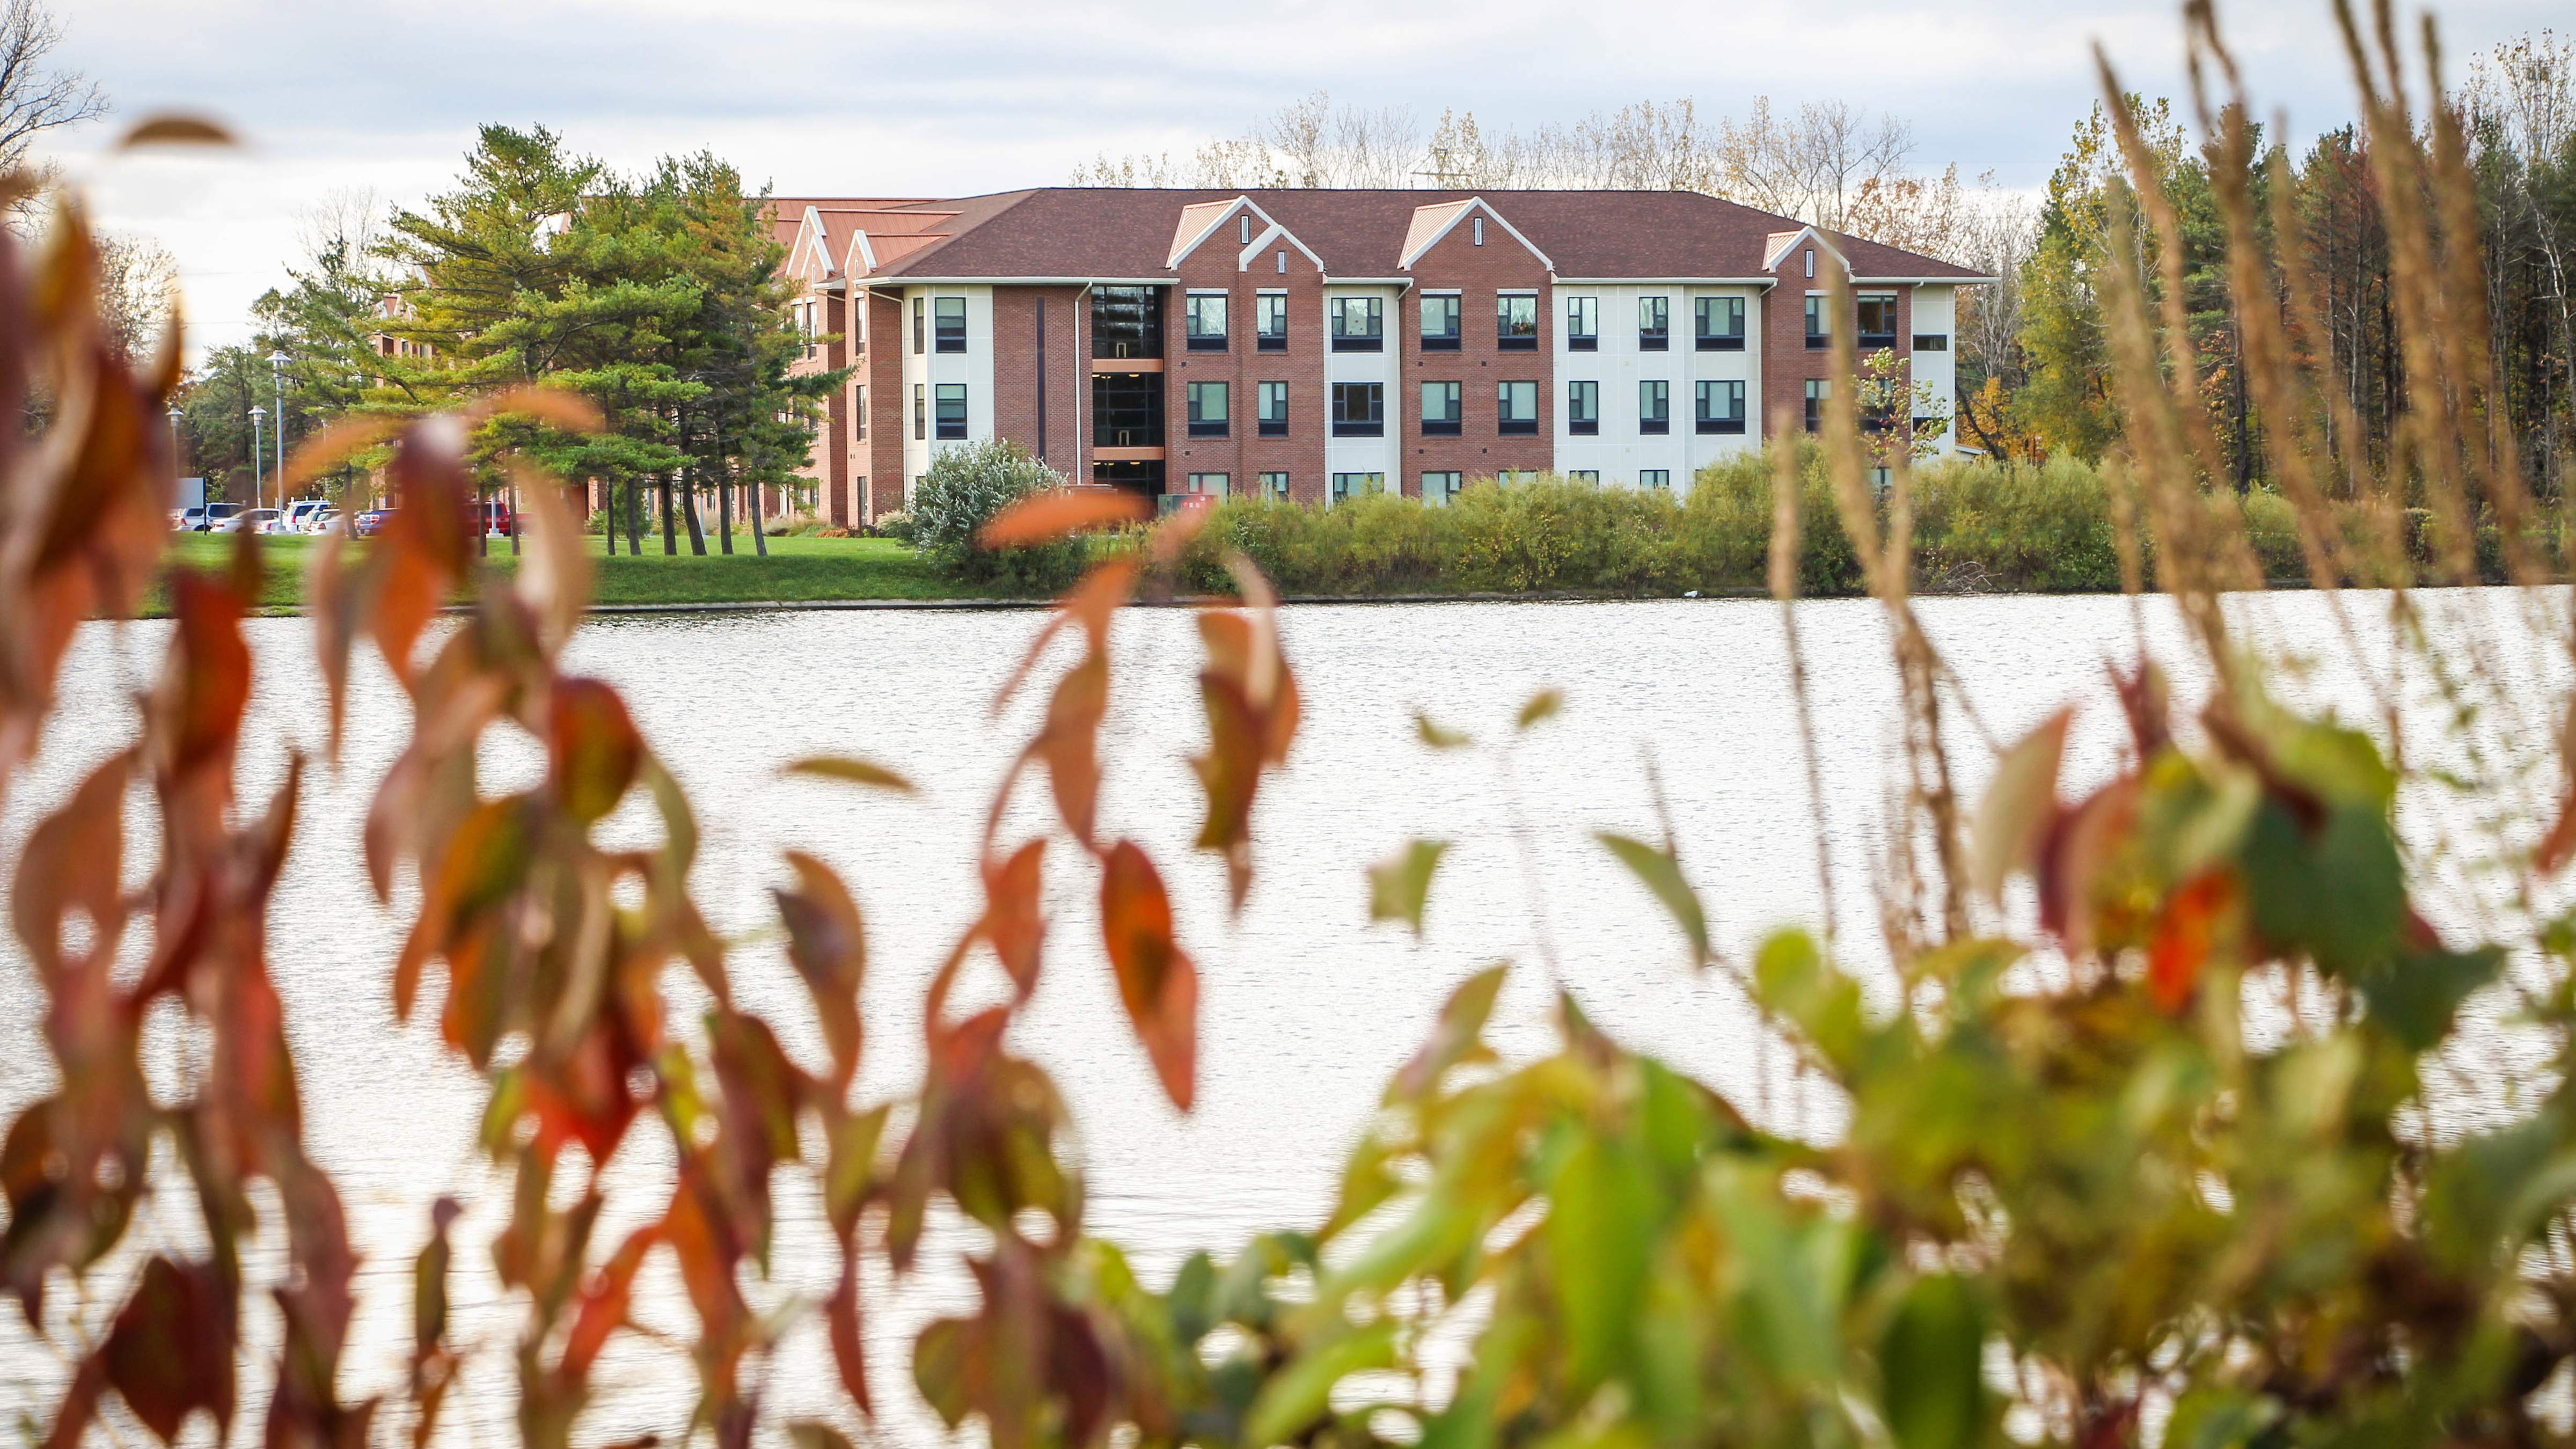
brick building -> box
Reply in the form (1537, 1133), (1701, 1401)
(771, 189), (1988, 525)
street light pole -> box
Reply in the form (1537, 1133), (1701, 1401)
(166, 404), (184, 514)
(267, 350), (289, 497)
(248, 405), (267, 514)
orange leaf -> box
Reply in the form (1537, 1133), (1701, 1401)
(774, 852), (867, 1093)
(547, 678), (641, 824)
(1032, 652), (1108, 844)
(979, 839), (1048, 1000)
(2147, 869), (2235, 1014)
(977, 488), (1148, 550)
(561, 1226), (660, 1384)
(1099, 841), (1198, 1111)
(2538, 787), (2576, 876)
(828, 1243), (874, 1418)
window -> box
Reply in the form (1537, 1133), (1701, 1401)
(934, 296), (967, 353)
(1093, 372), (1163, 448)
(1257, 471), (1290, 500)
(1695, 380), (1746, 434)
(1419, 292), (1461, 350)
(1638, 296), (1670, 350)
(1695, 296), (1746, 350)
(1276, 251), (1287, 274)
(1331, 472), (1385, 502)
(1188, 471), (1230, 497)
(1567, 380), (1599, 436)
(1420, 380), (1461, 435)
(1330, 296), (1382, 352)
(1330, 382), (1384, 436)
(1804, 248), (1815, 279)
(1639, 379), (1670, 435)
(1257, 380), (1289, 436)
(1497, 292), (1539, 350)
(1641, 470), (1670, 490)
(1256, 291), (1288, 350)
(1569, 470), (1600, 484)
(1856, 294), (1898, 348)
(1472, 217), (1484, 246)
(1091, 286), (1163, 360)
(1497, 380), (1538, 434)
(1497, 470), (1539, 486)
(1423, 470), (1463, 504)
(1565, 295), (1597, 352)
(913, 383), (925, 440)
(1805, 378), (1830, 432)
(854, 385), (866, 439)
(1185, 292), (1229, 351)
(1804, 295), (1829, 348)
(1912, 333), (1949, 352)
(1185, 380), (1230, 437)
(934, 383), (967, 440)
(912, 296), (924, 355)
(1238, 213), (1251, 244)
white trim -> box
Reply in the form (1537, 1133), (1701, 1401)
(1854, 275), (1998, 284)
(875, 276), (1178, 286)
(1323, 276), (1416, 287)
(1555, 276), (1777, 286)
(1397, 196), (1555, 272)
(797, 206), (839, 280)
(1239, 218), (1326, 274)
(1167, 201), (1242, 268)
(1762, 225), (1843, 274)
(845, 229), (881, 276)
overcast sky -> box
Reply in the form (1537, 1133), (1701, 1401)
(42, 0), (2568, 363)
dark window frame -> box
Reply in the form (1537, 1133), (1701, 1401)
(1256, 380), (1289, 437)
(1639, 378), (1670, 435)
(1856, 293), (1899, 349)
(1497, 379), (1539, 435)
(1565, 295), (1598, 352)
(1256, 291), (1289, 352)
(1330, 296), (1384, 353)
(1496, 292), (1540, 352)
(1185, 379), (1230, 438)
(1912, 333), (1948, 352)
(1804, 378), (1829, 433)
(854, 384), (867, 440)
(1420, 379), (1462, 436)
(1695, 295), (1746, 351)
(1567, 379), (1599, 436)
(1184, 291), (1230, 352)
(1804, 295), (1829, 349)
(913, 382), (925, 440)
(1695, 379), (1746, 435)
(1638, 295), (1670, 351)
(934, 382), (968, 441)
(1419, 291), (1462, 352)
(933, 296), (967, 354)
(1330, 380), (1385, 437)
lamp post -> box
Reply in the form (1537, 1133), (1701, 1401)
(267, 350), (289, 496)
(248, 405), (266, 514)
(166, 404), (184, 514)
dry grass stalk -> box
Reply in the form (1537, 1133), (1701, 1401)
(1767, 425), (1840, 947)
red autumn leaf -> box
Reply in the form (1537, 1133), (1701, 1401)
(561, 1224), (660, 1383)
(8, 750), (130, 985)
(548, 677), (642, 824)
(828, 1242), (874, 1418)
(2538, 787), (2576, 876)
(979, 839), (1048, 1001)
(162, 570), (252, 778)
(977, 488), (1149, 550)
(2148, 869), (2236, 1014)
(1030, 652), (1108, 845)
(93, 1256), (237, 1445)
(774, 851), (867, 1094)
(1098, 841), (1199, 1111)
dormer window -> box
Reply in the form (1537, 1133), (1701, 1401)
(1239, 214), (1251, 244)
(1472, 217), (1484, 245)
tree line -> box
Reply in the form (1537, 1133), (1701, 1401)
(1079, 57), (2576, 495)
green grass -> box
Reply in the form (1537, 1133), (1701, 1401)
(151, 532), (961, 617)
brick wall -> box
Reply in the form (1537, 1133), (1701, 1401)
(1403, 207), (1553, 492)
(1762, 241), (1916, 440)
(1166, 215), (1330, 504)
(991, 286), (1086, 477)
(865, 289), (905, 519)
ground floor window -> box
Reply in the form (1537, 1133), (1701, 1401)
(1805, 378), (1829, 433)
(1185, 471), (1230, 497)
(1423, 470), (1462, 504)
(1331, 472), (1385, 502)
(1258, 471), (1290, 500)
(1497, 470), (1539, 486)
(1641, 470), (1670, 489)
(1568, 470), (1600, 484)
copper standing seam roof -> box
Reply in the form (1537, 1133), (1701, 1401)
(767, 188), (1987, 285)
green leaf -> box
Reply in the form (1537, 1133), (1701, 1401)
(784, 755), (917, 793)
(1368, 839), (1450, 936)
(1968, 706), (2069, 900)
(1415, 712), (1474, 749)
(2357, 944), (2502, 1052)
(1879, 1274), (1988, 1449)
(1596, 832), (1710, 966)
(1243, 1321), (1399, 1447)
(1548, 1132), (1657, 1394)
(1516, 689), (1563, 731)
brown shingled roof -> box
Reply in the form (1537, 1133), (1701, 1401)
(835, 188), (1984, 283)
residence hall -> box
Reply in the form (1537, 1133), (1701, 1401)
(769, 189), (1989, 524)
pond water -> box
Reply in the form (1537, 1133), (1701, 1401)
(1, 589), (2564, 1444)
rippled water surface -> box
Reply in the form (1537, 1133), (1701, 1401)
(2, 591), (2564, 1443)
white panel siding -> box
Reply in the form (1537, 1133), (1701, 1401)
(1909, 285), (1958, 453)
(1549, 284), (1759, 497)
(899, 285), (998, 503)
(1322, 286), (1399, 496)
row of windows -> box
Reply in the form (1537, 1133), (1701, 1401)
(1179, 290), (1752, 354)
(1174, 378), (1746, 437)
(1180, 469), (1675, 503)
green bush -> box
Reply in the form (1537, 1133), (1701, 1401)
(908, 438), (1082, 591)
(873, 510), (917, 544)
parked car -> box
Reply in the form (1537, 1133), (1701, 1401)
(352, 510), (393, 538)
(278, 499), (333, 533)
(306, 509), (341, 535)
(218, 508), (280, 535)
(472, 500), (515, 537)
(188, 503), (240, 533)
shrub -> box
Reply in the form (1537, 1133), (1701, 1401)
(907, 437), (1082, 590)
(872, 509), (917, 544)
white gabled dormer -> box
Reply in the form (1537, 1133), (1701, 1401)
(1167, 195), (1323, 275)
(1396, 197), (1552, 273)
(1762, 225), (1846, 277)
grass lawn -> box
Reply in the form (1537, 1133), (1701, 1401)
(149, 531), (969, 616)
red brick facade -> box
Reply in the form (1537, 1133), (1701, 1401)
(1165, 216), (1331, 503)
(1401, 208), (1554, 495)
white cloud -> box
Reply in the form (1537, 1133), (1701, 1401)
(41, 0), (2565, 362)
